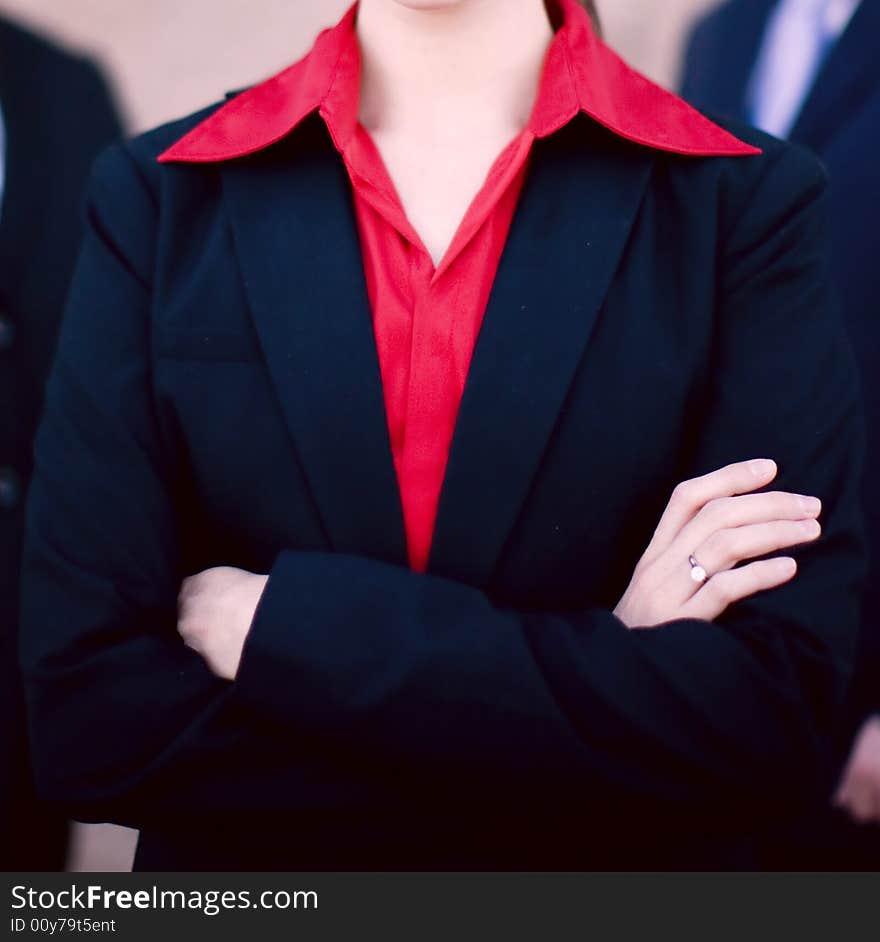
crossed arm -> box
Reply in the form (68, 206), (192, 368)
(19, 142), (865, 828)
(179, 459), (823, 681)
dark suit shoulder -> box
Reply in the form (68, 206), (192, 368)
(0, 16), (122, 160)
(125, 100), (228, 166)
(713, 111), (825, 177)
(0, 15), (110, 93)
(682, 0), (747, 81)
(123, 96), (228, 186)
(83, 98), (242, 285)
(0, 15), (80, 69)
(657, 113), (829, 237)
(686, 0), (768, 43)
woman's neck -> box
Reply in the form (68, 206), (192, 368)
(356, 0), (555, 138)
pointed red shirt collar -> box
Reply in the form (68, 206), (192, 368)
(159, 0), (759, 164)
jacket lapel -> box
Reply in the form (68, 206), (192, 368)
(789, 0), (880, 150)
(427, 121), (654, 587)
(222, 117), (408, 567)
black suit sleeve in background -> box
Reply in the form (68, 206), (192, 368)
(19, 140), (864, 832)
(1, 18), (123, 869)
(679, 15), (710, 106)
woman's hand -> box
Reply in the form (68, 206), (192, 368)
(614, 459), (821, 629)
(834, 715), (880, 825)
(178, 566), (268, 680)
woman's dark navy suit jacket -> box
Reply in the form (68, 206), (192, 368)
(19, 95), (866, 868)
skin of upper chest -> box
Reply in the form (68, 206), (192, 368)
(366, 122), (528, 266)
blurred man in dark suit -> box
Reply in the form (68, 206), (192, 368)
(681, 0), (880, 865)
(1, 16), (122, 870)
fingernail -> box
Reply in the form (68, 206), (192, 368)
(798, 495), (822, 514)
(777, 557), (797, 574)
(749, 459), (776, 477)
(802, 519), (821, 537)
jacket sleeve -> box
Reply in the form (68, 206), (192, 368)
(19, 142), (863, 829)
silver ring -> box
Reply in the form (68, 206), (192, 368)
(688, 554), (708, 584)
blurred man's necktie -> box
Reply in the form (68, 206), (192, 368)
(748, 0), (861, 137)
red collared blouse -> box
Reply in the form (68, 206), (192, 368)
(161, 0), (756, 572)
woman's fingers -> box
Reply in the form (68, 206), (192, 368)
(645, 458), (778, 560)
(696, 490), (820, 530)
(680, 556), (798, 621)
(693, 517), (821, 578)
(679, 491), (821, 553)
(642, 496), (821, 606)
(616, 458), (821, 630)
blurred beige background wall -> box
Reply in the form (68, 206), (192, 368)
(0, 0), (721, 872)
(0, 0), (721, 133)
